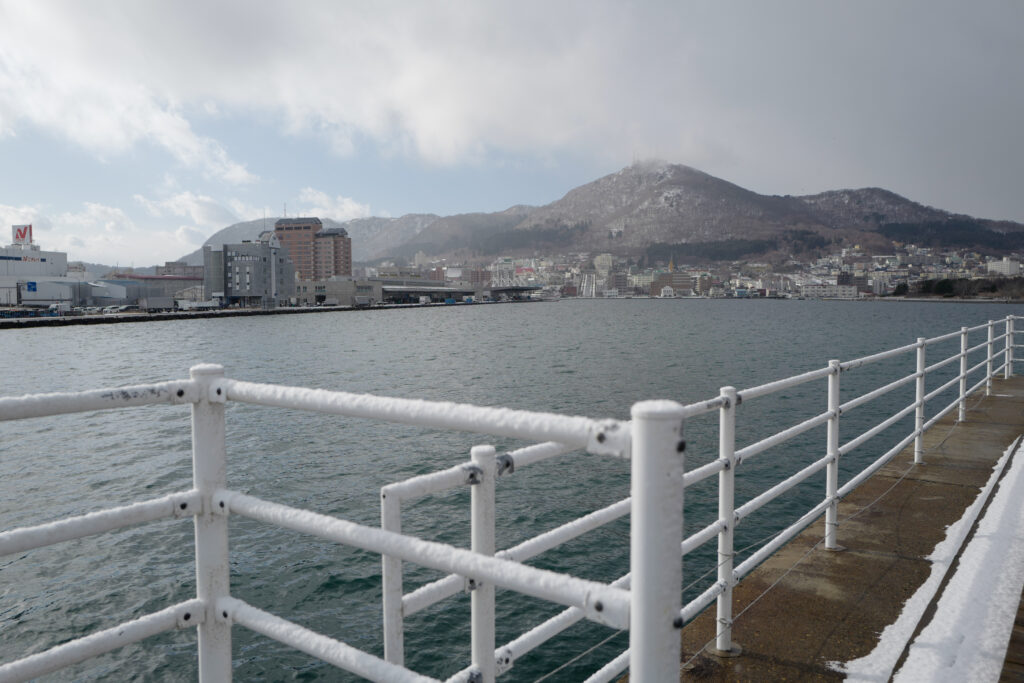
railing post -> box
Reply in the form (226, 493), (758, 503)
(1006, 316), (1015, 380)
(915, 338), (926, 464)
(713, 387), (741, 656)
(381, 490), (404, 665)
(958, 327), (969, 422)
(629, 400), (685, 681)
(825, 360), (842, 550)
(470, 445), (497, 683)
(987, 320), (995, 395)
(190, 364), (232, 682)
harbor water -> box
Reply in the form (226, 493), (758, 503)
(1, 298), (1018, 681)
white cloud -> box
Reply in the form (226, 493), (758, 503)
(0, 10), (256, 185)
(0, 1), (1022, 223)
(0, 202), (43, 225)
(134, 191), (238, 230)
(175, 225), (207, 245)
(0, 2), (696, 169)
(298, 188), (372, 222)
(0, 201), (205, 266)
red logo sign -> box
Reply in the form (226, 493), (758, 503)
(12, 224), (32, 244)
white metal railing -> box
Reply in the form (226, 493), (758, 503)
(0, 316), (1020, 681)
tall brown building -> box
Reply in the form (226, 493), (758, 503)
(274, 218), (353, 280)
(274, 217), (322, 280)
(313, 227), (353, 279)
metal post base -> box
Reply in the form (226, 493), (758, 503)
(707, 643), (743, 658)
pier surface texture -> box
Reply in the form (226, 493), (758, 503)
(667, 375), (1024, 681)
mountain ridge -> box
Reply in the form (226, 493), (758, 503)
(178, 162), (1024, 266)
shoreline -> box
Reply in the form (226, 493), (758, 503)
(3, 295), (1021, 329)
(0, 299), (528, 329)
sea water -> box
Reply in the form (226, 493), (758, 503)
(0, 299), (1017, 681)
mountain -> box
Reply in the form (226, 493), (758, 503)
(340, 214), (440, 261)
(513, 162), (817, 250)
(794, 187), (952, 228)
(367, 161), (1024, 263)
(177, 162), (1024, 267)
(387, 206), (538, 260)
(177, 218), (279, 266)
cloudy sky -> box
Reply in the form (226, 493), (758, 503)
(1, 1), (1021, 266)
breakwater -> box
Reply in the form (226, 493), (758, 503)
(0, 300), (525, 329)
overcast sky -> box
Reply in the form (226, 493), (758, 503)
(1, 1), (1021, 266)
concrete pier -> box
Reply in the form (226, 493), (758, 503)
(672, 376), (1024, 680)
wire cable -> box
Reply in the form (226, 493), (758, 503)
(531, 629), (625, 683)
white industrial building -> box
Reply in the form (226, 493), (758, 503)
(800, 283), (860, 299)
(987, 257), (1021, 277)
(0, 224), (76, 306)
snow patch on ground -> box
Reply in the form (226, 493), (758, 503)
(836, 436), (1023, 681)
(893, 436), (1024, 681)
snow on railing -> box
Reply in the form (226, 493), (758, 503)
(0, 316), (1020, 681)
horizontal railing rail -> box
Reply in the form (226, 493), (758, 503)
(222, 378), (631, 458)
(0, 600), (205, 682)
(0, 380), (197, 420)
(1, 316), (1020, 681)
(0, 490), (199, 557)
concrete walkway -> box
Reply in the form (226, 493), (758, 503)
(674, 376), (1024, 681)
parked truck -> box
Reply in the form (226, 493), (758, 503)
(139, 296), (174, 312)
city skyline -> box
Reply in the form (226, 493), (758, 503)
(1, 1), (1023, 267)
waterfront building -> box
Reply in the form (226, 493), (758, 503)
(274, 217), (322, 280)
(801, 283), (859, 299)
(272, 218), (352, 281)
(0, 244), (67, 279)
(0, 224), (79, 306)
(156, 261), (204, 278)
(628, 271), (655, 293)
(466, 267), (491, 287)
(203, 233), (295, 308)
(607, 271), (628, 292)
(291, 275), (479, 306)
(372, 264), (424, 279)
(292, 277), (382, 306)
(650, 272), (694, 297)
(988, 257), (1021, 277)
(313, 227), (353, 279)
(107, 271), (204, 299)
